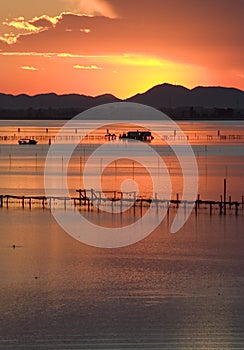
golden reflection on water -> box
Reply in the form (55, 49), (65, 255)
(0, 121), (244, 348)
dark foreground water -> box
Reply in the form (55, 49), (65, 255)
(1, 208), (244, 350)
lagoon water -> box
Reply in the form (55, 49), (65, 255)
(0, 120), (244, 349)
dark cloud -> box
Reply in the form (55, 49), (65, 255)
(0, 1), (243, 72)
(30, 18), (54, 28)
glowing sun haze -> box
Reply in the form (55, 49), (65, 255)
(0, 0), (243, 98)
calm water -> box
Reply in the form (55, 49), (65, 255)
(0, 120), (244, 349)
(1, 209), (244, 349)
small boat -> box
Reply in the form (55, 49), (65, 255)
(18, 138), (38, 145)
(119, 130), (154, 142)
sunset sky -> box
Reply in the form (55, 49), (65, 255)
(0, 0), (243, 98)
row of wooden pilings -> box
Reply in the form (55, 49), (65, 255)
(0, 194), (243, 216)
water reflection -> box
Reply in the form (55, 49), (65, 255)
(1, 209), (244, 348)
(0, 120), (244, 349)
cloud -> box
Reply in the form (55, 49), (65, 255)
(0, 51), (108, 58)
(0, 33), (19, 45)
(0, 12), (92, 45)
(80, 28), (91, 33)
(0, 4), (243, 73)
(111, 54), (164, 67)
(4, 18), (42, 32)
(0, 51), (55, 57)
(0, 50), (166, 67)
(20, 66), (39, 70)
(63, 0), (117, 18)
(58, 52), (107, 58)
(73, 64), (103, 70)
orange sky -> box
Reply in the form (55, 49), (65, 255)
(0, 0), (243, 98)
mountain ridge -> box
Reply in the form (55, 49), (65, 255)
(126, 83), (244, 108)
(0, 83), (244, 110)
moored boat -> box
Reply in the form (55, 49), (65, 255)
(119, 130), (154, 142)
(18, 138), (38, 145)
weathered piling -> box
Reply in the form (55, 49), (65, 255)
(228, 196), (231, 209)
(133, 192), (136, 216)
(219, 195), (223, 215)
(224, 178), (227, 215)
(197, 194), (201, 208)
(140, 198), (143, 215)
(210, 202), (213, 216)
(195, 200), (198, 215)
(235, 202), (239, 216)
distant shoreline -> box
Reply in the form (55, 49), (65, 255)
(0, 107), (243, 121)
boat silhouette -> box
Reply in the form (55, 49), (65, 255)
(18, 138), (38, 145)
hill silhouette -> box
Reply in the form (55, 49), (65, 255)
(0, 83), (243, 119)
(0, 92), (119, 110)
(127, 84), (244, 109)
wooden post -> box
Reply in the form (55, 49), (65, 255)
(195, 200), (198, 215)
(155, 193), (158, 213)
(219, 196), (223, 215)
(242, 195), (244, 209)
(210, 202), (212, 216)
(133, 192), (136, 216)
(235, 202), (238, 216)
(29, 198), (32, 209)
(120, 192), (123, 213)
(22, 196), (25, 209)
(229, 196), (231, 209)
(6, 196), (9, 208)
(42, 198), (45, 209)
(64, 198), (67, 210)
(223, 178), (227, 215)
(79, 190), (82, 206)
(0, 195), (3, 207)
(97, 197), (100, 213)
(197, 194), (200, 208)
(176, 193), (179, 208)
(140, 199), (143, 216)
(91, 189), (94, 207)
(99, 192), (102, 206)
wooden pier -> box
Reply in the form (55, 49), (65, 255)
(0, 189), (243, 216)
